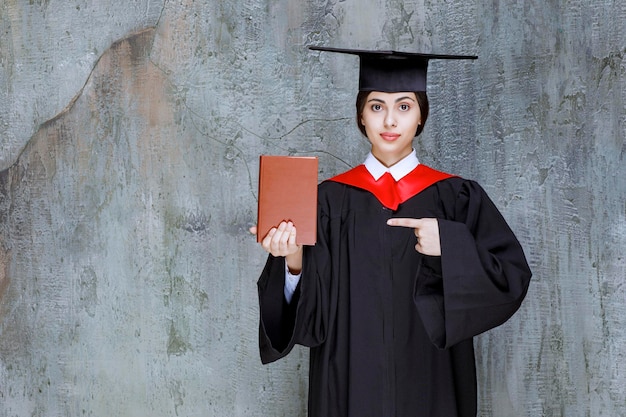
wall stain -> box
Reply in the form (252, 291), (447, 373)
(167, 321), (190, 357)
(0, 246), (9, 307)
(78, 266), (98, 317)
(174, 211), (211, 234)
(163, 269), (209, 357)
(168, 378), (185, 416)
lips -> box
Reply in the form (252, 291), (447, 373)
(380, 132), (400, 141)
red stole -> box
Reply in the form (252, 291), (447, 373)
(328, 164), (455, 211)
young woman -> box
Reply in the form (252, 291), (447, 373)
(251, 47), (532, 417)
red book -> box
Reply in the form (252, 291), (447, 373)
(257, 156), (318, 245)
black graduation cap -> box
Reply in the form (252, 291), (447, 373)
(309, 46), (477, 92)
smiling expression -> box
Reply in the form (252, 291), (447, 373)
(359, 91), (422, 167)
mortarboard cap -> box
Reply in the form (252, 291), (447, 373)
(309, 46), (477, 92)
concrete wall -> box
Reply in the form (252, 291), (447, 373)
(0, 0), (624, 416)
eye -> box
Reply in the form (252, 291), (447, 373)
(399, 103), (411, 111)
(371, 104), (383, 112)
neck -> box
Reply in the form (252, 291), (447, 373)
(371, 149), (413, 168)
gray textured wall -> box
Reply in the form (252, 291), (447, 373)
(0, 0), (624, 416)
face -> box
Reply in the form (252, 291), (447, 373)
(360, 91), (422, 167)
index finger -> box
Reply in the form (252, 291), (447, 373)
(386, 218), (424, 228)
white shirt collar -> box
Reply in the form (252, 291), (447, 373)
(364, 149), (420, 181)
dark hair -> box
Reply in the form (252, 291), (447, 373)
(355, 91), (429, 138)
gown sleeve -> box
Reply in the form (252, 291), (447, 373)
(413, 179), (532, 349)
(257, 200), (333, 364)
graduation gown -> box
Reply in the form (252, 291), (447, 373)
(257, 164), (532, 417)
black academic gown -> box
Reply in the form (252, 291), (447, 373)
(257, 165), (532, 417)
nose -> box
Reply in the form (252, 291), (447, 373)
(384, 111), (397, 128)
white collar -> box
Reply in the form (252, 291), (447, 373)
(364, 149), (420, 181)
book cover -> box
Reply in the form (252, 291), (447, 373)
(257, 155), (318, 245)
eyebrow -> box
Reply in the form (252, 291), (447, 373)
(367, 96), (417, 104)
